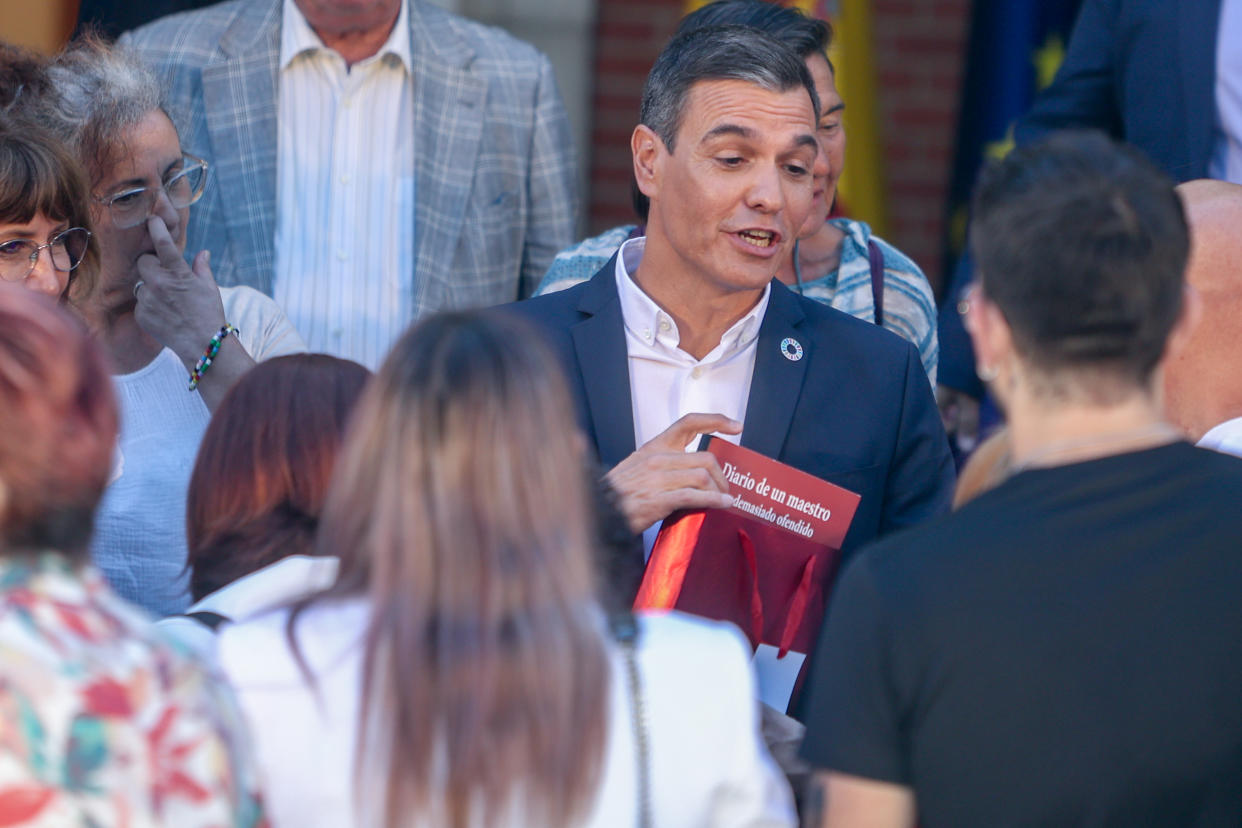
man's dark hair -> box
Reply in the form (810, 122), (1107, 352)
(676, 0), (832, 67)
(640, 24), (819, 154)
(628, 3), (831, 224)
(970, 130), (1188, 392)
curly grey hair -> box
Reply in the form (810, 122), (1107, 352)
(38, 36), (164, 187)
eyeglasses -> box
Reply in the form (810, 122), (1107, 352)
(0, 227), (92, 283)
(95, 154), (209, 229)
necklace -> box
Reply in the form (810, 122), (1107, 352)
(1009, 422), (1183, 476)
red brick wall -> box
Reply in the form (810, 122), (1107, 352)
(586, 0), (971, 292)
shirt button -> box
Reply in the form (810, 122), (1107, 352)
(658, 319), (670, 332)
(339, 174), (351, 185)
(343, 98), (353, 108)
(337, 250), (348, 261)
(643, 328), (652, 342)
(691, 366), (704, 379)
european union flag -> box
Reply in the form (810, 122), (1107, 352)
(938, 0), (1082, 405)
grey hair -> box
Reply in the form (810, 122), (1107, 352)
(640, 24), (819, 153)
(39, 36), (164, 187)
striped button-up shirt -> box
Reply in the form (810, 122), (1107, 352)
(274, 0), (415, 368)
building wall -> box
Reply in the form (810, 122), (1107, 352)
(587, 0), (970, 292)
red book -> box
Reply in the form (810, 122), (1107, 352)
(634, 437), (861, 708)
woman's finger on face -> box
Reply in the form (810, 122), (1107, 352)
(146, 215), (186, 271)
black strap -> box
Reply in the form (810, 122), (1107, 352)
(867, 238), (885, 327)
(182, 610), (231, 631)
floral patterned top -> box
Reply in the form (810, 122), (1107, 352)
(0, 553), (266, 827)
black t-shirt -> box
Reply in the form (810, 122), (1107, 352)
(800, 442), (1242, 826)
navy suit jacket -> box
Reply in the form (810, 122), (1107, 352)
(506, 257), (955, 557)
(1015, 0), (1222, 182)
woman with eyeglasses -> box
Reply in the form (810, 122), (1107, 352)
(0, 116), (95, 301)
(8, 38), (306, 616)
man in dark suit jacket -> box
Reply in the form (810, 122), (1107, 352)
(1013, 0), (1225, 183)
(507, 24), (954, 559)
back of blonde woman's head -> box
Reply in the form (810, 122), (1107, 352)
(0, 285), (115, 554)
(309, 309), (608, 827)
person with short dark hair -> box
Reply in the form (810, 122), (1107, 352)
(799, 131), (1242, 827)
(0, 284), (265, 825)
(536, 0), (939, 384)
(508, 23), (953, 710)
(156, 353), (369, 659)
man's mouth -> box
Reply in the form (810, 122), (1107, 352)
(736, 229), (778, 249)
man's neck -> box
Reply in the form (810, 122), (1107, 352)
(1006, 392), (1178, 470)
(631, 241), (768, 361)
(300, 4), (400, 67)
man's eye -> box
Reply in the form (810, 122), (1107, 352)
(819, 122), (841, 133)
(785, 164), (809, 176)
(718, 156), (745, 167)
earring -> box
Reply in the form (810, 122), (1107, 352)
(976, 363), (998, 383)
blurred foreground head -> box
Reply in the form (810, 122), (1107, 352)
(0, 285), (116, 554)
(311, 309), (608, 827)
(1164, 179), (1242, 441)
(968, 130), (1190, 408)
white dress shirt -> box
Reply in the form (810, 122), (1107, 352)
(1211, 0), (1242, 183)
(274, 0), (415, 368)
(1197, 415), (1242, 458)
(615, 237), (769, 553)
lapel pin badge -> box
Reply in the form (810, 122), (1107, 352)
(780, 337), (804, 362)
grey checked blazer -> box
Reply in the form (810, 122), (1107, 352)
(121, 0), (577, 308)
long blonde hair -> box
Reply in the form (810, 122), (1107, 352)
(297, 310), (609, 827)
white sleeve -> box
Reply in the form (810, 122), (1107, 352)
(220, 286), (308, 361)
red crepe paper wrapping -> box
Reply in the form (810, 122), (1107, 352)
(634, 507), (842, 657)
(633, 438), (860, 660)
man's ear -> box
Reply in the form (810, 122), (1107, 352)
(632, 124), (664, 201)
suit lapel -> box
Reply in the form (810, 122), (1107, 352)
(741, 282), (809, 461)
(201, 0), (282, 293)
(571, 256), (637, 467)
(408, 6), (486, 316)
(1179, 0), (1223, 176)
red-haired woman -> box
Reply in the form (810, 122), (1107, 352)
(157, 354), (369, 660)
(0, 285), (265, 825)
(218, 310), (794, 826)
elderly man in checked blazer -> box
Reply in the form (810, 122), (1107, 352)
(123, 0), (577, 368)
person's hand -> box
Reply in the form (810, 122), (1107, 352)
(605, 413), (741, 533)
(132, 214), (227, 367)
(936, 384), (981, 454)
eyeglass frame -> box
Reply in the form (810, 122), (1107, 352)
(93, 153), (210, 230)
(0, 227), (93, 283)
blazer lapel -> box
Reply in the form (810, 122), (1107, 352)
(571, 256), (637, 467)
(200, 0), (282, 293)
(1179, 0), (1223, 176)
(741, 282), (810, 460)
(408, 6), (487, 317)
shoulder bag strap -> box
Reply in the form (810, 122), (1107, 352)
(867, 239), (885, 327)
(611, 612), (651, 828)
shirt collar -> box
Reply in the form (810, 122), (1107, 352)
(281, 0), (412, 73)
(613, 236), (770, 359)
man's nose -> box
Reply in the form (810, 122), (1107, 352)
(152, 186), (181, 233)
(745, 163), (786, 213)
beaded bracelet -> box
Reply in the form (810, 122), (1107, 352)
(188, 323), (239, 391)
